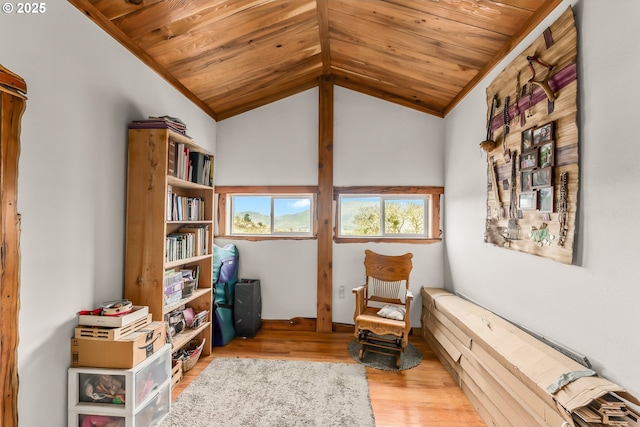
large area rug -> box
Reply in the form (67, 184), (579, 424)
(157, 357), (375, 427)
(347, 339), (422, 371)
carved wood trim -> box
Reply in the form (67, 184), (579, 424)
(0, 66), (26, 427)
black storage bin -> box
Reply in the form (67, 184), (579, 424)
(234, 279), (262, 338)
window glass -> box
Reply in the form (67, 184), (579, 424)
(231, 195), (312, 236)
(273, 197), (312, 233)
(384, 199), (425, 235)
(339, 195), (429, 238)
(231, 196), (271, 234)
(340, 197), (380, 236)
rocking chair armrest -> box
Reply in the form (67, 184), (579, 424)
(352, 285), (367, 319)
(404, 291), (414, 329)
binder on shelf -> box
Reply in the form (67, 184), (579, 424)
(189, 152), (204, 185)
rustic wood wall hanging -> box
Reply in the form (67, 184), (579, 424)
(482, 7), (578, 265)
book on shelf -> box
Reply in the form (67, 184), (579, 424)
(166, 226), (209, 262)
(186, 198), (196, 221)
(189, 151), (205, 185)
(166, 233), (190, 262)
(167, 192), (205, 221)
(166, 185), (172, 221)
(176, 143), (186, 181)
(185, 152), (213, 186)
(175, 194), (182, 221)
(165, 139), (212, 187)
(204, 155), (213, 187)
(168, 139), (177, 177)
(180, 145), (192, 182)
(210, 161), (214, 187)
(178, 225), (209, 256)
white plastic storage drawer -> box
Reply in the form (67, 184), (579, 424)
(68, 382), (170, 427)
(68, 344), (170, 414)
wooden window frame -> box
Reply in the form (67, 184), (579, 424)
(216, 185), (443, 244)
(333, 186), (443, 244)
(216, 186), (319, 241)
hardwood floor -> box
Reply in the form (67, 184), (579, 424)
(172, 330), (486, 427)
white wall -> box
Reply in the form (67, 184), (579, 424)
(1, 4), (216, 426)
(216, 87), (445, 327)
(444, 0), (640, 398)
(215, 90), (320, 320)
(333, 89), (445, 326)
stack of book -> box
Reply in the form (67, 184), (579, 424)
(166, 186), (205, 221)
(165, 225), (209, 263)
(128, 116), (188, 136)
(168, 140), (212, 186)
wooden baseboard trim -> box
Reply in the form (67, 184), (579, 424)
(260, 318), (422, 337)
(261, 317), (316, 331)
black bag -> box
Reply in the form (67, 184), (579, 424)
(234, 279), (262, 338)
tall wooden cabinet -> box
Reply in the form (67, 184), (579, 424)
(0, 64), (27, 427)
(124, 128), (213, 356)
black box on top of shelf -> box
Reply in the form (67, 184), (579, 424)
(233, 279), (262, 338)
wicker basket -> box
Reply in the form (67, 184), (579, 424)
(180, 339), (205, 372)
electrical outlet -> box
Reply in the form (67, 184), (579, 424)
(338, 286), (345, 299)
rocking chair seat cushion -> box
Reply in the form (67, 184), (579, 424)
(377, 304), (405, 321)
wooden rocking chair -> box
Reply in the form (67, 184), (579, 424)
(352, 250), (413, 368)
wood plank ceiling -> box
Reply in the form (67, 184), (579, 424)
(69, 0), (562, 121)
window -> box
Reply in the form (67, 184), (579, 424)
(339, 195), (428, 237)
(334, 186), (443, 243)
(231, 195), (313, 235)
(216, 185), (442, 243)
(215, 186), (318, 239)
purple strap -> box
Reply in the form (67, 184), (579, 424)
(491, 61), (577, 131)
(543, 28), (555, 49)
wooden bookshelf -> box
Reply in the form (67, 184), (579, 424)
(124, 127), (214, 356)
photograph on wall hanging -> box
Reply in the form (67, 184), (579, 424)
(482, 7), (578, 265)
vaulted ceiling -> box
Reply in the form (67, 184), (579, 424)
(69, 0), (561, 121)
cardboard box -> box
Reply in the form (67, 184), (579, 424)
(423, 305), (560, 426)
(421, 287), (640, 427)
(71, 321), (166, 369)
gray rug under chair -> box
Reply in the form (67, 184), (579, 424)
(347, 339), (423, 371)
